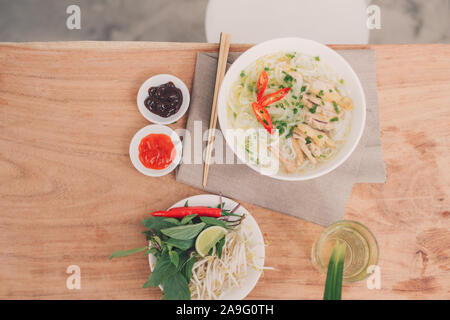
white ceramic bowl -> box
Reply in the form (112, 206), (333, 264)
(217, 37), (366, 181)
(137, 74), (190, 124)
(149, 194), (265, 300)
(129, 124), (182, 177)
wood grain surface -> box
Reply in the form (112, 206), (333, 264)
(0, 42), (448, 299)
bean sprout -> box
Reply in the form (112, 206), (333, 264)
(189, 223), (263, 300)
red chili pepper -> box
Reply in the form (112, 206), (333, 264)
(251, 71), (291, 134)
(150, 206), (221, 218)
(252, 102), (274, 134)
(259, 87), (291, 107)
(256, 70), (268, 102)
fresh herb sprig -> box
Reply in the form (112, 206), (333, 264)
(110, 198), (245, 300)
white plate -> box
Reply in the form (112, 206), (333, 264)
(129, 124), (182, 177)
(148, 194), (265, 300)
(137, 74), (190, 124)
(217, 37), (366, 181)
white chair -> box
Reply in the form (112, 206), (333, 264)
(205, 0), (370, 44)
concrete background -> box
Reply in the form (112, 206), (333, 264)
(0, 0), (449, 43)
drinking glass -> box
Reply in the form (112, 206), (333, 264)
(311, 220), (379, 283)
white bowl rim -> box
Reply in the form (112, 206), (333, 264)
(129, 124), (182, 177)
(137, 74), (190, 125)
(217, 37), (366, 181)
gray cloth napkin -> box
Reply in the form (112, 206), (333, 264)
(176, 50), (385, 226)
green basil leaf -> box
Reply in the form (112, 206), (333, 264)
(161, 223), (205, 240)
(169, 250), (179, 268)
(166, 238), (195, 251)
(142, 230), (155, 240)
(109, 247), (147, 259)
(216, 237), (226, 259)
(180, 214), (197, 225)
(163, 218), (181, 225)
(200, 216), (229, 229)
(142, 217), (175, 232)
(143, 254), (177, 288)
(176, 251), (189, 270)
(182, 255), (196, 282)
(162, 272), (191, 300)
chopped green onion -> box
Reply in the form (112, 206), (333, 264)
(305, 136), (312, 144)
(283, 73), (293, 83)
(333, 101), (339, 113)
(240, 71), (245, 78)
(330, 117), (339, 122)
(286, 126), (295, 138)
(315, 56), (320, 61)
(286, 53), (296, 59)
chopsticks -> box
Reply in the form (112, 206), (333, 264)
(202, 32), (231, 188)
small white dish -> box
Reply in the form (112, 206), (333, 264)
(148, 194), (265, 300)
(137, 74), (190, 124)
(129, 124), (182, 177)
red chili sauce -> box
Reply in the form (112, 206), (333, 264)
(138, 134), (175, 170)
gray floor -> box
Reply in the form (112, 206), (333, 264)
(0, 0), (448, 43)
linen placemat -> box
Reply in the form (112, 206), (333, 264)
(176, 50), (385, 226)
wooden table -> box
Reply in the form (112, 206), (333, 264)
(0, 42), (449, 300)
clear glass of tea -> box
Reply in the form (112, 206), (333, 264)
(311, 220), (379, 283)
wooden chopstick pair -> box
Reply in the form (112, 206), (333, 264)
(202, 32), (231, 188)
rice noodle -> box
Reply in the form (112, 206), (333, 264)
(227, 51), (353, 174)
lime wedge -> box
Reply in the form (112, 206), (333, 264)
(195, 226), (227, 257)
